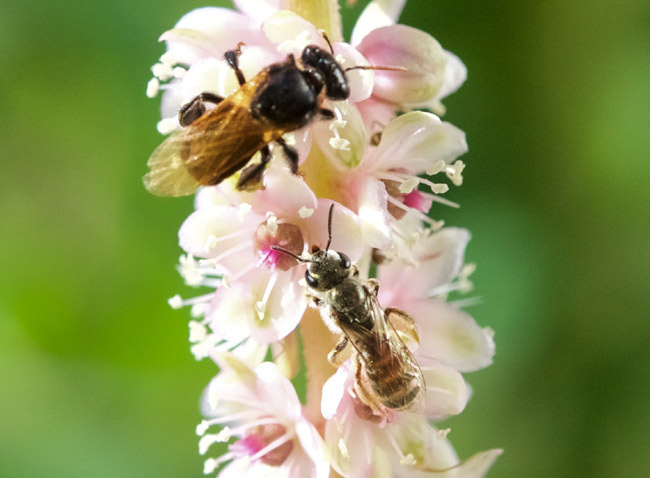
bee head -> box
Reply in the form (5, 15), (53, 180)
(304, 249), (351, 291)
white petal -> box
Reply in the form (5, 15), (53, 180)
(262, 10), (323, 54)
(447, 449), (503, 478)
(179, 206), (247, 256)
(358, 179), (393, 249)
(161, 8), (262, 64)
(233, 0), (281, 24)
(295, 416), (330, 478)
(305, 200), (364, 262)
(332, 42), (375, 102)
(378, 227), (470, 305)
(351, 0), (407, 46)
(207, 283), (256, 343)
(436, 50), (467, 102)
(313, 101), (367, 170)
(357, 25), (446, 104)
(255, 361), (303, 419)
(321, 365), (349, 419)
(411, 300), (496, 373)
(422, 363), (469, 419)
(246, 271), (307, 344)
(372, 111), (467, 174)
(255, 167), (317, 218)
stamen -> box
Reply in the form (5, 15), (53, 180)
(152, 62), (174, 80)
(197, 411), (262, 434)
(157, 117), (179, 134)
(329, 119), (348, 130)
(189, 321), (208, 343)
(146, 78), (160, 98)
(338, 438), (350, 458)
(226, 417), (286, 438)
(167, 292), (215, 310)
(266, 215), (278, 235)
(199, 240), (253, 267)
(173, 66), (186, 78)
(228, 261), (258, 283)
(418, 191), (460, 209)
(159, 51), (178, 67)
(299, 206), (314, 218)
(255, 272), (278, 320)
(203, 228), (252, 247)
(248, 431), (295, 463)
(426, 160), (447, 175)
(445, 160), (465, 186)
(449, 297), (483, 308)
(386, 195), (443, 229)
(330, 137), (351, 151)
(203, 451), (236, 470)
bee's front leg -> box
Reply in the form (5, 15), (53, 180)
(305, 293), (322, 309)
(276, 137), (299, 174)
(236, 145), (272, 190)
(179, 92), (224, 127)
(327, 335), (349, 366)
(224, 42), (247, 86)
(385, 308), (420, 344)
(366, 278), (379, 297)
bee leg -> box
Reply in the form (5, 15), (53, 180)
(236, 145), (271, 190)
(224, 44), (247, 86)
(385, 308), (420, 344)
(319, 108), (335, 120)
(366, 278), (380, 297)
(179, 92), (224, 127)
(327, 336), (349, 366)
(306, 293), (322, 308)
(276, 137), (299, 174)
(353, 356), (383, 413)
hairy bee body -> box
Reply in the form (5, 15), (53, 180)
(304, 250), (425, 413)
(144, 45), (349, 197)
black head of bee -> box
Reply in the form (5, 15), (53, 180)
(300, 45), (350, 101)
(304, 250), (351, 291)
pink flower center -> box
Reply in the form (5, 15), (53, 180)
(403, 189), (433, 213)
(253, 222), (304, 271)
(231, 423), (294, 467)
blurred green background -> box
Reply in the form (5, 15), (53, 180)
(2, 0), (649, 476)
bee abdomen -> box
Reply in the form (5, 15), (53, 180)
(366, 359), (421, 410)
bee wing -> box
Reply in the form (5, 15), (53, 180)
(144, 74), (284, 197)
(385, 307), (427, 413)
(143, 130), (203, 197)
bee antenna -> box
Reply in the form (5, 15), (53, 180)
(270, 245), (309, 263)
(325, 203), (335, 252)
(345, 65), (408, 73)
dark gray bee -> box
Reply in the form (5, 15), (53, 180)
(273, 205), (425, 413)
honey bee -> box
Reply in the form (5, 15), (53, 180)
(143, 42), (351, 196)
(272, 206), (425, 413)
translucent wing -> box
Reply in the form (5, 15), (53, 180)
(143, 73), (286, 197)
(143, 130), (203, 197)
(368, 294), (426, 412)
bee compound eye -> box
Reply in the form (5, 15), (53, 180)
(338, 252), (351, 269)
(305, 272), (318, 288)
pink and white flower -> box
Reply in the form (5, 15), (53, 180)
(170, 167), (364, 359)
(378, 227), (496, 373)
(321, 361), (500, 478)
(198, 353), (329, 478)
(351, 0), (468, 131)
(147, 2), (500, 477)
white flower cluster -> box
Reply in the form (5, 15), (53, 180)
(146, 1), (501, 477)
